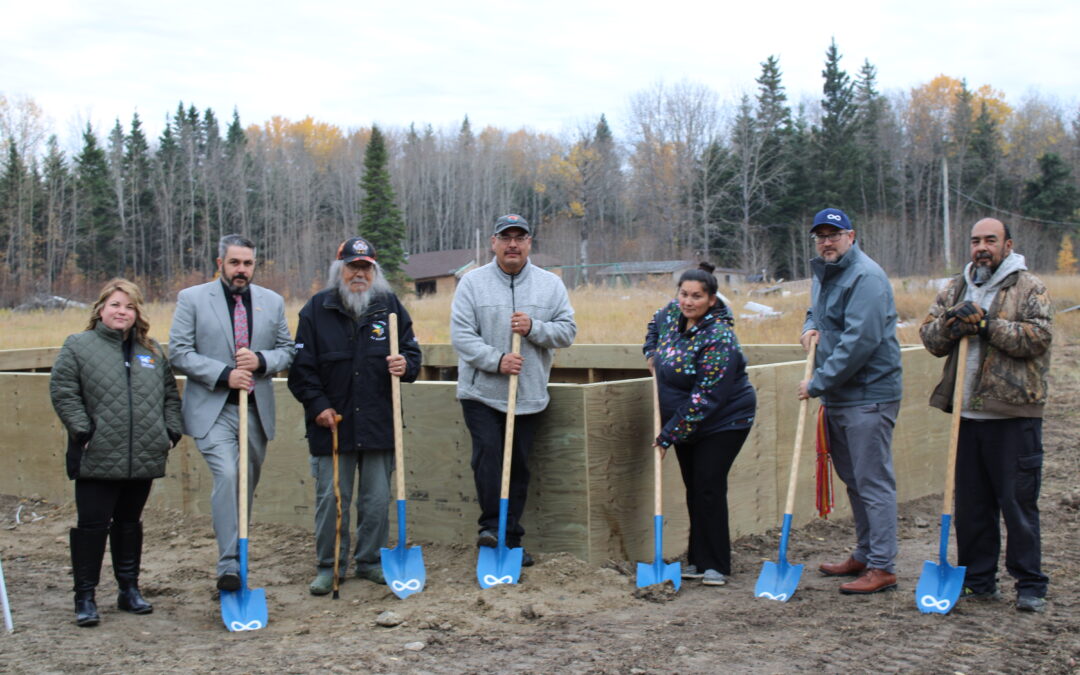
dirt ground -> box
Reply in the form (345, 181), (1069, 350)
(3, 345), (1080, 674)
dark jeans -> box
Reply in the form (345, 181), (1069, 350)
(956, 417), (1048, 598)
(461, 399), (540, 546)
(674, 428), (750, 575)
(75, 479), (153, 529)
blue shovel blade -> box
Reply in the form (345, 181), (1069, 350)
(221, 538), (267, 632)
(221, 587), (268, 632)
(380, 544), (426, 599)
(915, 560), (966, 614)
(755, 560), (804, 602)
(477, 545), (523, 589)
(635, 560), (682, 591)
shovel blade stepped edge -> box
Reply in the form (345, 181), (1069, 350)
(635, 561), (682, 591)
(635, 515), (681, 590)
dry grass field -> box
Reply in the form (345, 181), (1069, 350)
(1, 274), (1077, 351)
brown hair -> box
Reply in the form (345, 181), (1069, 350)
(86, 278), (156, 354)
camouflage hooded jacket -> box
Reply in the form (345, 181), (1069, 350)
(919, 268), (1052, 417)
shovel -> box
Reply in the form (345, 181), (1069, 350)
(381, 313), (426, 598)
(221, 393), (269, 631)
(0, 553), (12, 633)
(916, 337), (969, 614)
(330, 413), (343, 599)
(477, 333), (524, 588)
(635, 373), (681, 591)
(755, 336), (817, 602)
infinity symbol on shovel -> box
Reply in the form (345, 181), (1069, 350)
(757, 591), (788, 601)
(229, 619), (264, 631)
(391, 578), (422, 592)
(919, 595), (952, 611)
(483, 574), (513, 586)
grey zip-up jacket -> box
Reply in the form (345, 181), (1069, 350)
(803, 241), (903, 406)
(451, 260), (576, 414)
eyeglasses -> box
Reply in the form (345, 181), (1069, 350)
(810, 231), (849, 244)
(495, 234), (531, 244)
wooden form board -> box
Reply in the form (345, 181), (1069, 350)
(0, 345), (951, 564)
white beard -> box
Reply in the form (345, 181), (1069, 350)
(339, 285), (372, 318)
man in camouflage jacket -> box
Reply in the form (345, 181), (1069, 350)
(919, 217), (1053, 613)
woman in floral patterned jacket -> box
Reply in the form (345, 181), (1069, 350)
(643, 269), (757, 587)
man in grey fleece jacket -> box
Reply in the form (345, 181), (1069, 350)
(451, 214), (577, 563)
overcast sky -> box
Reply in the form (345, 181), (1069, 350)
(3, 0), (1078, 148)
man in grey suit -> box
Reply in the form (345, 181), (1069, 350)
(169, 234), (295, 591)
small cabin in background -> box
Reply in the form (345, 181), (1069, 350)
(403, 249), (563, 296)
(595, 260), (747, 289)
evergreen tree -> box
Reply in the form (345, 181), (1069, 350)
(813, 39), (859, 208)
(359, 124), (407, 277)
(966, 102), (1008, 209)
(74, 123), (118, 278)
(124, 113), (153, 278)
(1023, 152), (1080, 223)
(755, 55), (797, 277)
(852, 59), (896, 216)
(41, 135), (71, 288)
(225, 109), (247, 161)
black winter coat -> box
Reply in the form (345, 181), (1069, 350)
(287, 289), (422, 455)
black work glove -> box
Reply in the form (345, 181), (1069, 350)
(945, 301), (985, 325)
(947, 318), (979, 339)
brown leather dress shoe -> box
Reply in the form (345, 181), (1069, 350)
(839, 568), (897, 594)
(819, 556), (867, 577)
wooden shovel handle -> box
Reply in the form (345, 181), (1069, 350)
(783, 337), (817, 516)
(943, 337), (969, 515)
(500, 334), (521, 501)
(652, 373), (663, 517)
(238, 393), (249, 540)
(390, 314), (405, 501)
(331, 413), (342, 595)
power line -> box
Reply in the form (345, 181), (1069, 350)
(951, 185), (1080, 228)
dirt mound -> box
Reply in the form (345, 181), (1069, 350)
(3, 346), (1080, 674)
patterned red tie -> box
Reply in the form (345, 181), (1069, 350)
(234, 294), (253, 391)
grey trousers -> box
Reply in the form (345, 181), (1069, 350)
(311, 449), (393, 573)
(194, 403), (268, 576)
(826, 402), (900, 572)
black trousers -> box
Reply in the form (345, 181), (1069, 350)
(674, 428), (750, 575)
(955, 417), (1048, 598)
(75, 479), (153, 530)
(461, 399), (540, 545)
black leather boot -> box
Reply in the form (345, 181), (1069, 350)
(111, 521), (153, 614)
(70, 527), (108, 627)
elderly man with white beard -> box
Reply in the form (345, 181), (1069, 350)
(288, 236), (422, 595)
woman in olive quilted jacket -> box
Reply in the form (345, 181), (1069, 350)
(50, 279), (183, 627)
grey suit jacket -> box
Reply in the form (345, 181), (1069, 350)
(169, 280), (295, 440)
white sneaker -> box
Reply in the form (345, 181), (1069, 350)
(682, 564), (704, 579)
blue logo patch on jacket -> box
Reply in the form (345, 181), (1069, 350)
(136, 355), (156, 369)
(370, 321), (387, 340)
